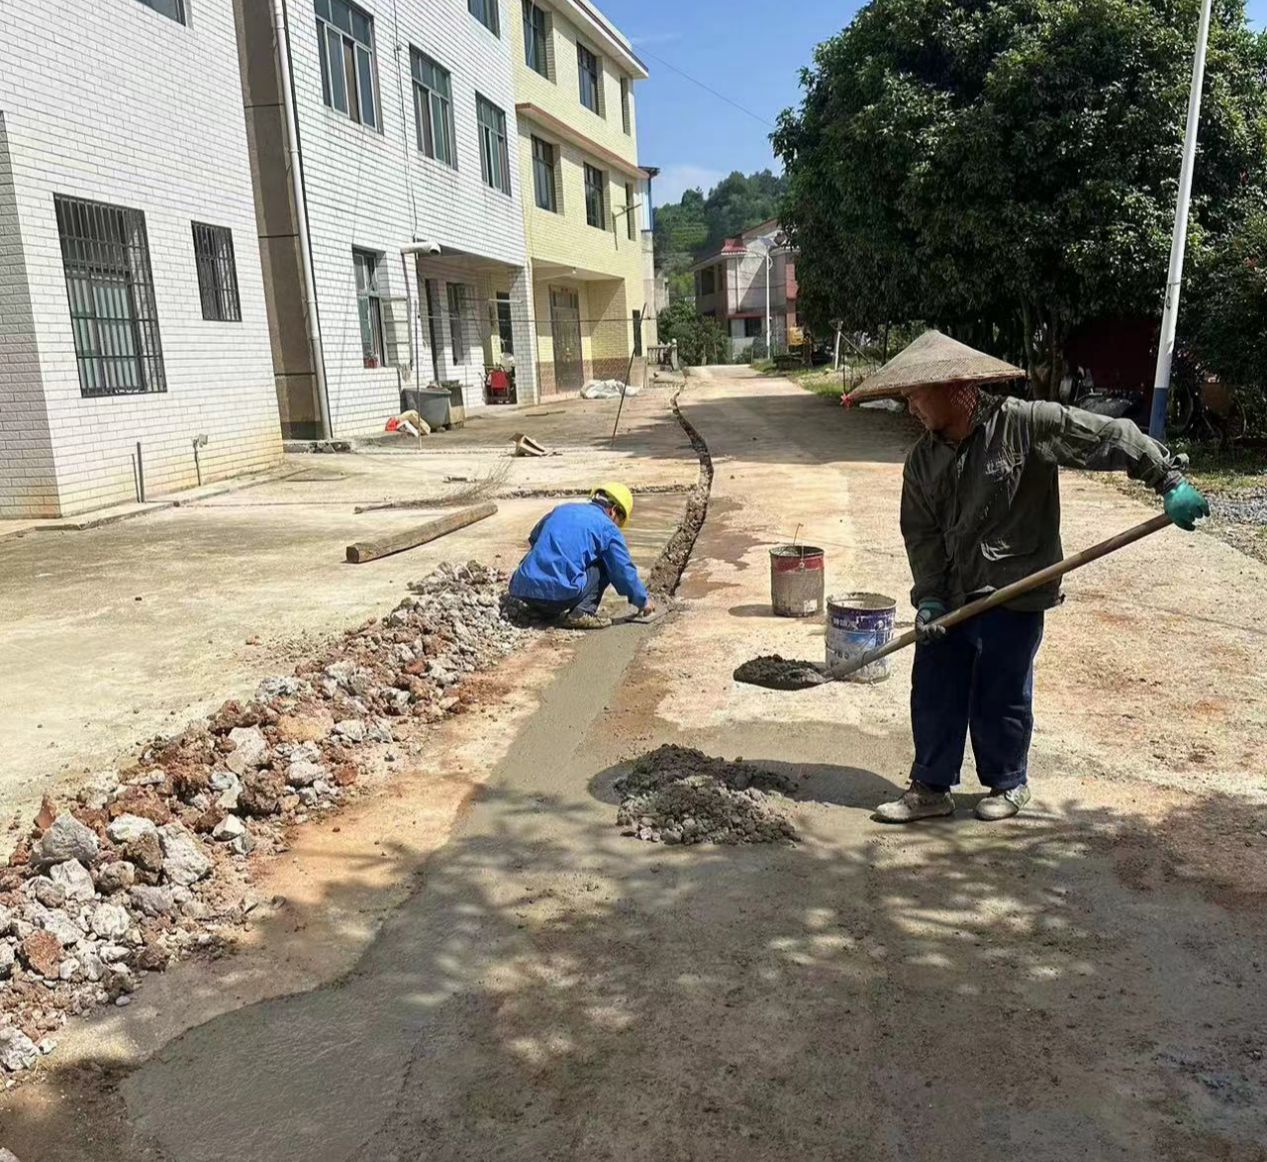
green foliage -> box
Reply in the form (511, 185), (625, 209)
(656, 297), (730, 365)
(654, 170), (787, 302)
(773, 0), (1267, 397)
(1188, 203), (1267, 398)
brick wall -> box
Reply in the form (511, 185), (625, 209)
(0, 0), (282, 518)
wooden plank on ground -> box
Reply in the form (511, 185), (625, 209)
(346, 503), (498, 565)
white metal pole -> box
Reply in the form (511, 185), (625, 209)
(1148, 0), (1214, 440)
(765, 251), (772, 356)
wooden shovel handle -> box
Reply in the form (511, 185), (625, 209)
(833, 513), (1174, 679)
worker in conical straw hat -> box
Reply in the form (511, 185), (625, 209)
(508, 482), (655, 629)
(847, 330), (1209, 824)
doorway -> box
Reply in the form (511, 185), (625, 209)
(549, 286), (583, 392)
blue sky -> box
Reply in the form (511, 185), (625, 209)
(601, 0), (1267, 207)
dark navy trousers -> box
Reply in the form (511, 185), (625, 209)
(910, 607), (1045, 791)
(520, 561), (610, 619)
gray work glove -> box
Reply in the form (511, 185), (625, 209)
(915, 599), (949, 644)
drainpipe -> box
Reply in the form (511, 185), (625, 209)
(271, 0), (332, 440)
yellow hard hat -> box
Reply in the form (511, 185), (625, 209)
(591, 482), (633, 527)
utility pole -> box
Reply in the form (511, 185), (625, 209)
(1148, 0), (1214, 440)
(765, 248), (772, 357)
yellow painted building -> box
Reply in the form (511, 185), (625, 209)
(510, 0), (654, 395)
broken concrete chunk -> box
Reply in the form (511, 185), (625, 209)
(58, 956), (81, 982)
(50, 858), (96, 903)
(286, 761), (324, 789)
(210, 770), (242, 810)
(256, 675), (304, 701)
(334, 719), (366, 743)
(129, 886), (175, 917)
(31, 877), (66, 909)
(36, 908), (81, 948)
(0, 943), (14, 980)
(211, 815), (246, 841)
(239, 769), (285, 817)
(90, 903), (130, 940)
(0, 904), (12, 937)
(106, 813), (160, 846)
(35, 812), (99, 867)
(0, 1025), (39, 1072)
(225, 726), (269, 775)
(158, 823), (211, 886)
(367, 718), (394, 744)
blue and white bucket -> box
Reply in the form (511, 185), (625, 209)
(826, 592), (897, 684)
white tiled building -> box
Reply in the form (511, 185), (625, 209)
(0, 0), (282, 519)
(239, 0), (536, 437)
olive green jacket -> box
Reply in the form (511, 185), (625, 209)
(901, 395), (1183, 612)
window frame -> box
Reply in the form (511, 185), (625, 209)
(522, 1), (549, 78)
(699, 266), (716, 296)
(495, 292), (515, 356)
(476, 94), (512, 196)
(577, 42), (601, 115)
(447, 283), (468, 365)
(316, 0), (379, 130)
(744, 316), (764, 339)
(468, 0), (500, 36)
(410, 49), (456, 167)
(136, 0), (186, 23)
(54, 194), (166, 398)
(353, 248), (386, 369)
(531, 136), (558, 213)
(620, 76), (631, 134)
(584, 163), (606, 229)
(192, 222), (242, 323)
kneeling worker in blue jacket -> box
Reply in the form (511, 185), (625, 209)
(509, 482), (655, 629)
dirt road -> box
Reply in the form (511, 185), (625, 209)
(6, 370), (1267, 1161)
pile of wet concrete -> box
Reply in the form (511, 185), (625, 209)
(0, 562), (526, 1076)
(615, 745), (800, 847)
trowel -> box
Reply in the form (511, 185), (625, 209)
(736, 513), (1174, 691)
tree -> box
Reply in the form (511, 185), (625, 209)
(773, 0), (1267, 397)
(656, 298), (729, 365)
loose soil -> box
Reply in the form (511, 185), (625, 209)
(614, 744), (800, 846)
(732, 654), (831, 690)
(647, 393), (714, 595)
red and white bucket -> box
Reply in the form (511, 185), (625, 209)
(769, 545), (825, 618)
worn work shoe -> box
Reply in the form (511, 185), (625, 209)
(974, 784), (1032, 821)
(560, 612), (612, 630)
(873, 781), (955, 824)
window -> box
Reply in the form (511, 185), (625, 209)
(447, 283), (468, 364)
(633, 309), (642, 357)
(477, 96), (512, 195)
(699, 266), (716, 295)
(620, 77), (631, 134)
(495, 292), (515, 355)
(54, 195), (165, 397)
(137, 0), (185, 22)
(744, 316), (763, 338)
(522, 1), (548, 77)
(577, 43), (601, 114)
(624, 182), (637, 241)
(584, 163), (606, 229)
(316, 0), (378, 129)
(531, 136), (558, 212)
(411, 50), (455, 166)
(468, 0), (499, 35)
(353, 249), (385, 368)
(192, 223), (241, 322)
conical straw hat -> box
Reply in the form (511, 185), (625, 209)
(848, 330), (1025, 402)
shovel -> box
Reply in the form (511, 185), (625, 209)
(735, 513), (1174, 690)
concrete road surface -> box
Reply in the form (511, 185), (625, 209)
(5, 370), (1266, 1162)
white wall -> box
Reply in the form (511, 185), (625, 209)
(0, 0), (282, 518)
(284, 0), (533, 432)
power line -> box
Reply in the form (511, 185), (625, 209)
(637, 48), (776, 129)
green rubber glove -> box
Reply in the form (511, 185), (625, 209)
(915, 599), (948, 643)
(1163, 480), (1210, 531)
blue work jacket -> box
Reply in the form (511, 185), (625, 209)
(509, 501), (648, 608)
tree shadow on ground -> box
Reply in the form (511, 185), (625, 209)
(7, 769), (1266, 1162)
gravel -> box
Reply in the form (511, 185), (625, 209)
(0, 561), (531, 1076)
(615, 745), (801, 846)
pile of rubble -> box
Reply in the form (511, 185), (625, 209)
(615, 745), (800, 847)
(0, 562), (524, 1075)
